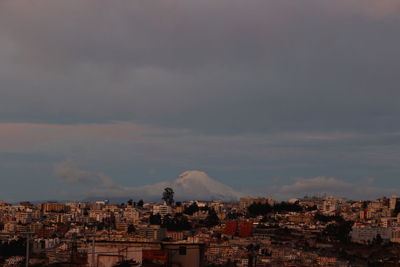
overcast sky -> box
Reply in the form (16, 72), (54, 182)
(1, 0), (400, 202)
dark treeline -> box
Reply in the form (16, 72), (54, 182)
(149, 213), (191, 230)
(183, 202), (209, 216)
(312, 214), (354, 244)
(149, 208), (220, 230)
(0, 238), (26, 258)
(247, 202), (303, 217)
(314, 213), (345, 223)
(162, 213), (192, 231)
(321, 219), (354, 244)
(183, 202), (199, 215)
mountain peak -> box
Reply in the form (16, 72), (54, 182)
(172, 171), (243, 201)
(84, 170), (243, 202)
(178, 170), (210, 181)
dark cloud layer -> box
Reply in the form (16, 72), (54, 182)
(0, 0), (400, 200)
(0, 0), (399, 133)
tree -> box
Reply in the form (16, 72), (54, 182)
(247, 202), (272, 217)
(200, 205), (210, 212)
(393, 201), (400, 216)
(127, 199), (133, 206)
(0, 238), (26, 257)
(315, 213), (345, 223)
(149, 214), (162, 225)
(137, 199), (144, 208)
(372, 234), (383, 245)
(226, 212), (243, 220)
(184, 202), (199, 215)
(273, 202), (303, 213)
(205, 208), (220, 228)
(323, 220), (354, 243)
(247, 201), (303, 217)
(162, 213), (192, 230)
(127, 224), (135, 234)
(162, 187), (174, 206)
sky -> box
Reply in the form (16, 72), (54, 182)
(1, 0), (400, 202)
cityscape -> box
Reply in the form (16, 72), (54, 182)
(2, 188), (400, 266)
(1, 0), (400, 266)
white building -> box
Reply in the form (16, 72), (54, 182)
(123, 208), (140, 223)
(153, 204), (172, 216)
(351, 227), (393, 244)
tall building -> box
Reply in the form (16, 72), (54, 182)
(42, 202), (65, 213)
(153, 204), (172, 216)
(136, 225), (166, 241)
(390, 195), (398, 210)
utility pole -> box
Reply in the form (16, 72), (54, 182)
(87, 234), (99, 267)
(22, 232), (34, 267)
(92, 237), (95, 267)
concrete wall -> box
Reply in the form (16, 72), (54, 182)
(88, 243), (142, 267)
(87, 241), (204, 267)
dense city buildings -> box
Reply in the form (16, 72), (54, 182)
(2, 193), (400, 266)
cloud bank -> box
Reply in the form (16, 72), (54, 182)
(259, 177), (397, 201)
(52, 162), (396, 201)
(0, 0), (399, 134)
(54, 161), (117, 188)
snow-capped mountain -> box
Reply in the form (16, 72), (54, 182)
(86, 170), (243, 202)
(140, 170), (243, 201)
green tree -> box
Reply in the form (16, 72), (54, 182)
(149, 214), (162, 225)
(184, 202), (199, 215)
(162, 213), (192, 230)
(323, 220), (354, 243)
(162, 187), (174, 206)
(205, 208), (220, 228)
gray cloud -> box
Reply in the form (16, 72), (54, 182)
(52, 161), (397, 201)
(0, 0), (399, 134)
(250, 176), (398, 201)
(0, 121), (399, 201)
(0, 1), (400, 200)
(279, 177), (353, 194)
(53, 160), (117, 188)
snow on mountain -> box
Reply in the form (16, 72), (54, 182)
(134, 170), (243, 201)
(86, 170), (243, 202)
